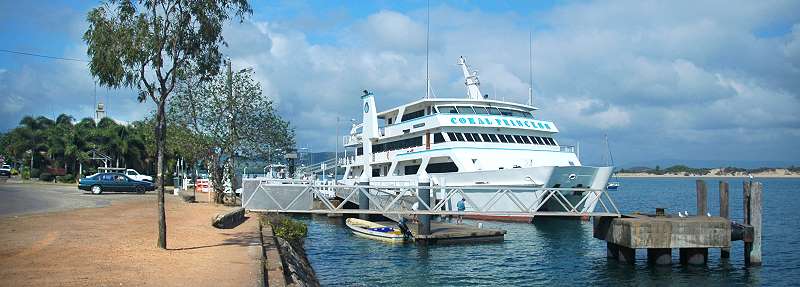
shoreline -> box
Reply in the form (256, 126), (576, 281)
(616, 173), (800, 178)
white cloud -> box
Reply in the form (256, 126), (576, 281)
(2, 1), (798, 165)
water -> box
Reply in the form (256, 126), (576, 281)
(296, 178), (800, 286)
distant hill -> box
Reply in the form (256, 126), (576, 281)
(618, 159), (800, 169)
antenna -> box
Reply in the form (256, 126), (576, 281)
(425, 0), (431, 99)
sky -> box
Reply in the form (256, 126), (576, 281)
(1, 0), (799, 167)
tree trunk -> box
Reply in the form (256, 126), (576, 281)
(155, 101), (168, 249)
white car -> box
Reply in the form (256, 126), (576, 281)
(97, 168), (153, 182)
(125, 169), (153, 182)
(0, 164), (11, 177)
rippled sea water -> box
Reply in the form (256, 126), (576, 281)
(296, 178), (800, 286)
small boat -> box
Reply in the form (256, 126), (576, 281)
(345, 218), (405, 243)
(607, 182), (620, 190)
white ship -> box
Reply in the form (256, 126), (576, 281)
(338, 57), (612, 221)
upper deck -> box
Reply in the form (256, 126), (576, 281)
(345, 98), (558, 147)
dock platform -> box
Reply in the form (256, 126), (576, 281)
(593, 180), (762, 266)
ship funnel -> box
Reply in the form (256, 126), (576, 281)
(361, 90), (379, 139)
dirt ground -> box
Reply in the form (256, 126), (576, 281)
(0, 194), (262, 287)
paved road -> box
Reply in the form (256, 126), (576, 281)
(0, 181), (154, 217)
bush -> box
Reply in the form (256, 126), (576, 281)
(21, 169), (30, 180)
(10, 168), (19, 175)
(265, 214), (308, 243)
(39, 172), (55, 182)
(57, 174), (75, 183)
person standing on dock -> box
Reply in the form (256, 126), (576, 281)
(457, 198), (466, 224)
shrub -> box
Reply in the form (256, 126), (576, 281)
(57, 174), (75, 183)
(10, 168), (19, 175)
(265, 214), (308, 243)
(21, 169), (30, 180)
(39, 172), (55, 182)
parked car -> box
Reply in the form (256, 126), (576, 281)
(78, 172), (155, 195)
(97, 167), (153, 182)
(0, 164), (11, 177)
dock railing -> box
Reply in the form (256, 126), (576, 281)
(241, 180), (621, 218)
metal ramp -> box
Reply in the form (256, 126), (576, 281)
(242, 180), (621, 219)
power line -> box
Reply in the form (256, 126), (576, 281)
(0, 48), (88, 62)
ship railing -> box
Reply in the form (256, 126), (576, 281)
(241, 181), (621, 218)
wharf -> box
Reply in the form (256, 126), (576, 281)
(593, 180), (762, 266)
(377, 220), (506, 244)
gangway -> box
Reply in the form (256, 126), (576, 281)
(294, 157), (338, 177)
(241, 179), (621, 219)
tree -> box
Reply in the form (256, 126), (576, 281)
(171, 63), (293, 203)
(83, 0), (251, 249)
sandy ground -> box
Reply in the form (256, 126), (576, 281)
(0, 195), (261, 287)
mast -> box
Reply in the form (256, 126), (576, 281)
(528, 27), (534, 106)
(425, 0), (431, 99)
(457, 56), (483, 100)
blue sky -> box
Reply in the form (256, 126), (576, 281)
(1, 0), (799, 167)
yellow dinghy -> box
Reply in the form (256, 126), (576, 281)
(345, 218), (406, 243)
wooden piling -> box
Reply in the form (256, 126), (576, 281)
(696, 180), (707, 216)
(719, 181), (730, 258)
(745, 182), (762, 266)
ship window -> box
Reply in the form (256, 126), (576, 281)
(473, 106), (490, 114)
(433, 133), (445, 144)
(404, 165), (420, 175)
(487, 107), (502, 115)
(480, 134), (491, 142)
(532, 136), (544, 145)
(545, 137), (556, 145)
(464, 133), (475, 142)
(543, 137), (553, 145)
(499, 108), (514, 116)
(488, 134), (499, 142)
(456, 106), (476, 114)
(500, 134), (512, 143)
(522, 112), (534, 118)
(438, 106), (458, 114)
(497, 134), (509, 143)
(372, 169), (381, 177)
(520, 135), (531, 144)
(357, 147), (363, 155)
(513, 135), (524, 143)
(447, 132), (457, 141)
(387, 118), (393, 125)
(401, 109), (425, 121)
(426, 162), (459, 174)
(549, 138), (558, 145)
(470, 133), (481, 142)
(453, 133), (464, 141)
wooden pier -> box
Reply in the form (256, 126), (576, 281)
(593, 180), (762, 266)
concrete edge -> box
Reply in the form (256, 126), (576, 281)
(259, 218), (288, 287)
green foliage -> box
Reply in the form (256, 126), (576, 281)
(1, 114), (154, 177)
(265, 215), (307, 243)
(57, 174), (75, 183)
(10, 168), (18, 175)
(21, 168), (30, 180)
(171, 65), (294, 201)
(39, 172), (54, 182)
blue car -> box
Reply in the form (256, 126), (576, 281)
(78, 172), (156, 195)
